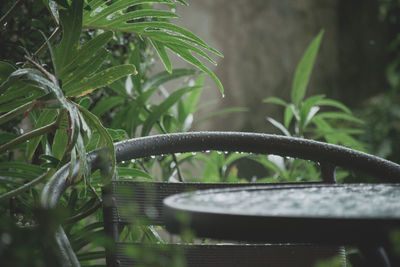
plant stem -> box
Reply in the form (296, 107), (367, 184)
(24, 55), (58, 85)
(34, 26), (62, 58)
(143, 106), (183, 182)
(0, 0), (23, 28)
(0, 121), (57, 154)
(0, 172), (48, 201)
(0, 101), (35, 125)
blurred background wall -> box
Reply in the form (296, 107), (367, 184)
(166, 0), (390, 132)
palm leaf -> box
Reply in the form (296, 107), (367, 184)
(82, 0), (223, 94)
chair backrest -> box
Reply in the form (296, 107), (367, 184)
(40, 132), (400, 267)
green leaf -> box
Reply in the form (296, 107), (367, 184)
(141, 86), (200, 136)
(26, 109), (58, 160)
(82, 1), (223, 94)
(284, 105), (294, 129)
(91, 96), (125, 117)
(312, 112), (364, 124)
(46, 1), (61, 24)
(78, 97), (92, 110)
(291, 30), (324, 107)
(54, 0), (83, 73)
(107, 128), (127, 142)
(76, 104), (115, 181)
(117, 167), (153, 180)
(58, 31), (114, 78)
(0, 61), (16, 85)
(143, 68), (199, 91)
(167, 45), (224, 95)
(150, 39), (172, 73)
(62, 48), (110, 90)
(0, 162), (44, 176)
(299, 94), (325, 130)
(65, 64), (137, 97)
(316, 98), (351, 114)
(267, 117), (291, 137)
(184, 75), (204, 115)
(251, 155), (286, 177)
(52, 129), (68, 161)
(263, 97), (287, 106)
(77, 251), (105, 262)
(106, 9), (179, 27)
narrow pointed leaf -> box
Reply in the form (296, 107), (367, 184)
(26, 109), (58, 160)
(168, 45), (223, 95)
(52, 129), (68, 161)
(59, 31), (113, 78)
(317, 98), (352, 114)
(284, 105), (294, 128)
(0, 61), (16, 85)
(291, 30), (324, 107)
(54, 0), (83, 72)
(117, 167), (153, 180)
(263, 97), (287, 106)
(141, 86), (200, 136)
(91, 96), (125, 117)
(267, 117), (291, 137)
(76, 104), (115, 182)
(150, 40), (172, 73)
(65, 65), (137, 97)
(62, 48), (109, 90)
(143, 68), (199, 91)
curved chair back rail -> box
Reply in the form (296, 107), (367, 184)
(39, 131), (400, 267)
(114, 132), (400, 181)
(42, 132), (400, 209)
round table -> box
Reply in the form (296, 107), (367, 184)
(163, 183), (400, 266)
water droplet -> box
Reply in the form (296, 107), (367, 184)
(222, 94), (225, 98)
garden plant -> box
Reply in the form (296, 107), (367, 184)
(1, 0), (398, 266)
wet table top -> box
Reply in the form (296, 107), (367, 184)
(163, 183), (400, 245)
